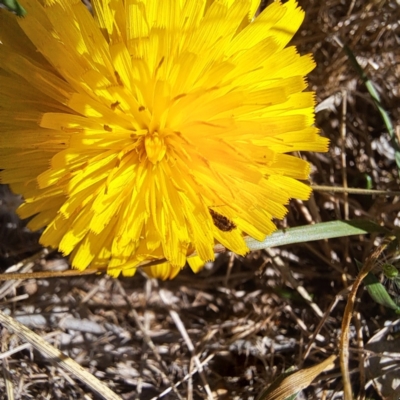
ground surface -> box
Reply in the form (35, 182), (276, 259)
(1, 0), (400, 399)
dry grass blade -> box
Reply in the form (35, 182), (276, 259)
(0, 310), (122, 400)
(312, 186), (400, 196)
(0, 267), (102, 281)
(115, 280), (185, 400)
(1, 358), (14, 400)
(256, 355), (337, 400)
(159, 289), (213, 400)
(151, 354), (215, 399)
(340, 241), (393, 400)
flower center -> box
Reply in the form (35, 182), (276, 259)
(144, 131), (167, 164)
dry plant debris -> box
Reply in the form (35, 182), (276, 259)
(1, 0), (400, 399)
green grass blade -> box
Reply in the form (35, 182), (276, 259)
(363, 271), (400, 312)
(341, 42), (400, 169)
(0, 0), (27, 16)
(244, 220), (387, 251)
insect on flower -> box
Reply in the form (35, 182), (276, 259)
(209, 209), (237, 232)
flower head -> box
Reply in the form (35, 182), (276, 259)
(0, 0), (328, 279)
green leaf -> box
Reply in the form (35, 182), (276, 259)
(382, 264), (399, 280)
(363, 271), (400, 312)
(1, 0), (27, 16)
(244, 220), (387, 251)
(341, 42), (400, 170)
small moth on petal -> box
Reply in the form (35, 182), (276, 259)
(209, 209), (236, 232)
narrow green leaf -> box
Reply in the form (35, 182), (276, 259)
(244, 220), (387, 251)
(1, 0), (27, 16)
(363, 272), (400, 312)
(364, 174), (373, 190)
(341, 43), (400, 169)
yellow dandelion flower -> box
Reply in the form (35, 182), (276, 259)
(0, 0), (328, 279)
